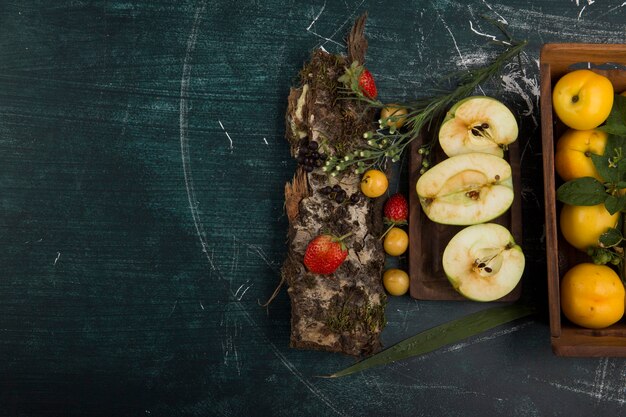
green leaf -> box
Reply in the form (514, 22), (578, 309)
(591, 135), (626, 183)
(599, 227), (623, 248)
(605, 194), (626, 215)
(618, 154), (626, 182)
(556, 177), (607, 206)
(599, 123), (626, 137)
(325, 304), (535, 378)
(598, 94), (626, 137)
(591, 153), (617, 183)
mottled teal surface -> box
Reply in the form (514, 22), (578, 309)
(1, 1), (626, 416)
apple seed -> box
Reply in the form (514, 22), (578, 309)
(465, 190), (480, 200)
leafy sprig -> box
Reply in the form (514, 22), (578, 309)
(557, 134), (626, 214)
(329, 22), (527, 176)
(589, 227), (624, 266)
(557, 97), (626, 267)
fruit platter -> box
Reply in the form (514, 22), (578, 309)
(279, 14), (532, 358)
(278, 11), (626, 360)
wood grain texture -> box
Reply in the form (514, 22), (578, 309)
(2, 1), (626, 416)
(539, 59), (561, 339)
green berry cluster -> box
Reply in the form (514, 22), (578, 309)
(417, 146), (432, 175)
(588, 246), (623, 266)
(321, 130), (404, 176)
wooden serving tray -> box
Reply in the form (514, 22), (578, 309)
(541, 43), (626, 357)
(407, 128), (523, 301)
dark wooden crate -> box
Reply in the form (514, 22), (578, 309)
(541, 43), (626, 357)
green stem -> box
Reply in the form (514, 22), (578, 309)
(618, 212), (626, 284)
(336, 232), (354, 241)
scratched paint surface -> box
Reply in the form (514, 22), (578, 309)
(1, 0), (626, 415)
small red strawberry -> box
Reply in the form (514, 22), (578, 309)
(338, 61), (378, 99)
(381, 194), (408, 240)
(384, 193), (408, 226)
(303, 233), (352, 275)
(358, 69), (377, 99)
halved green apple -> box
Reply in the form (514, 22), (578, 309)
(442, 223), (525, 302)
(416, 152), (514, 225)
(439, 96), (518, 157)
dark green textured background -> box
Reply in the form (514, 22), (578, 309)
(1, 1), (626, 416)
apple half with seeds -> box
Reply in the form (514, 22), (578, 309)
(439, 96), (518, 157)
(442, 223), (525, 302)
(416, 152), (514, 225)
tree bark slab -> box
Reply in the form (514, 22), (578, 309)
(282, 15), (387, 357)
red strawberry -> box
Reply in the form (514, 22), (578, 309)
(338, 61), (378, 99)
(358, 69), (377, 99)
(384, 193), (408, 226)
(303, 233), (352, 275)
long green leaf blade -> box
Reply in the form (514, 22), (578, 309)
(326, 303), (535, 378)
